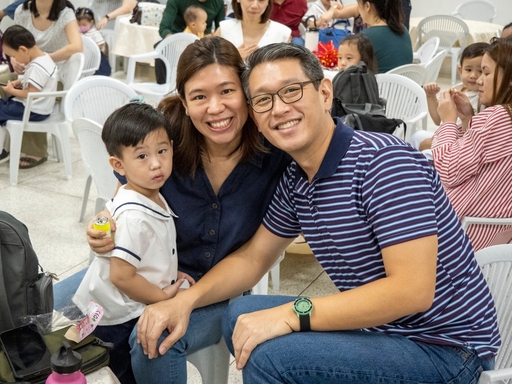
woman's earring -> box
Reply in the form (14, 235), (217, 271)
(185, 109), (189, 116)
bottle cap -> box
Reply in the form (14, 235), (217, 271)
(51, 341), (82, 374)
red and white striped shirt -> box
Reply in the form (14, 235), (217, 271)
(432, 105), (512, 251)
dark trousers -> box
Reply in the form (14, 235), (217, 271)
(93, 318), (138, 384)
(153, 40), (166, 84)
(94, 53), (112, 77)
(402, 0), (412, 30)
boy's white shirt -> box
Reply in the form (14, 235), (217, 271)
(14, 53), (58, 115)
(73, 185), (178, 325)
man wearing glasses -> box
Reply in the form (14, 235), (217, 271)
(137, 43), (500, 383)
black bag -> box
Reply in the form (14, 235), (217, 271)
(0, 211), (54, 334)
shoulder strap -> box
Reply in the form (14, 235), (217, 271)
(0, 223), (14, 331)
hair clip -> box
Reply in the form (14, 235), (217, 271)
(129, 95), (145, 104)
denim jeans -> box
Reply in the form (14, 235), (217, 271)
(128, 299), (229, 384)
(222, 295), (494, 384)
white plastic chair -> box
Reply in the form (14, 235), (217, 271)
(386, 64), (428, 86)
(416, 15), (469, 85)
(452, 0), (498, 23)
(474, 244), (512, 384)
(187, 338), (230, 384)
(462, 216), (512, 246)
(81, 35), (101, 78)
(375, 73), (428, 141)
(125, 33), (199, 104)
(252, 252), (285, 295)
(413, 36), (440, 65)
(5, 52), (84, 186)
(71, 118), (118, 241)
(423, 50), (449, 84)
(64, 76), (137, 222)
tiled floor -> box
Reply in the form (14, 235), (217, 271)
(0, 65), (452, 383)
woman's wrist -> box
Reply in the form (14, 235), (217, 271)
(104, 14), (110, 20)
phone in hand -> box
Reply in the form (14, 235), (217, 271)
(0, 323), (52, 381)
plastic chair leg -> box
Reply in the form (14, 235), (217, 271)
(5, 125), (22, 186)
(451, 49), (458, 85)
(186, 338), (230, 384)
(79, 175), (92, 222)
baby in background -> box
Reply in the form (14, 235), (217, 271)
(75, 7), (111, 76)
(183, 5), (207, 38)
(73, 102), (194, 384)
(337, 34), (376, 73)
(410, 42), (489, 156)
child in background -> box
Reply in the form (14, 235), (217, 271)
(73, 102), (195, 384)
(183, 5), (207, 38)
(337, 34), (376, 73)
(0, 25), (58, 165)
(410, 42), (489, 158)
(75, 7), (111, 76)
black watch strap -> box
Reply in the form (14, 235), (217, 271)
(298, 313), (311, 332)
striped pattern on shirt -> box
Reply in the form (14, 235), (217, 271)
(263, 122), (500, 358)
(432, 105), (512, 251)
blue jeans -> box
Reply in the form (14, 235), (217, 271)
(128, 299), (229, 384)
(222, 295), (494, 384)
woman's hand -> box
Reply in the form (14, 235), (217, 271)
(137, 293), (194, 358)
(232, 305), (295, 370)
(437, 90), (457, 123)
(86, 210), (116, 254)
(452, 91), (474, 130)
(10, 57), (25, 75)
(96, 16), (109, 30)
(238, 44), (258, 60)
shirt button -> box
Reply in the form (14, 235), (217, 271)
(205, 252), (211, 258)
(314, 206), (318, 212)
(212, 203), (218, 209)
(209, 229), (216, 236)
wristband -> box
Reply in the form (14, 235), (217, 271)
(105, 14), (110, 20)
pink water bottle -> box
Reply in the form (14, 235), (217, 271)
(46, 341), (86, 384)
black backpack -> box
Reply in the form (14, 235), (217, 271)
(0, 211), (54, 333)
(330, 62), (405, 137)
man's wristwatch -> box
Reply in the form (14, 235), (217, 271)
(292, 297), (313, 332)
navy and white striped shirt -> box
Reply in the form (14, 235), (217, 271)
(263, 119), (500, 358)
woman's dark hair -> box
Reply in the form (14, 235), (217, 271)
(22, 0), (75, 21)
(485, 37), (512, 117)
(2, 25), (36, 49)
(339, 34), (377, 73)
(102, 102), (172, 159)
(460, 42), (489, 66)
(158, 36), (265, 177)
(75, 7), (95, 23)
(232, 0), (272, 23)
(358, 0), (404, 35)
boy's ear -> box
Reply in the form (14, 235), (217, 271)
(109, 156), (126, 176)
(457, 65), (462, 75)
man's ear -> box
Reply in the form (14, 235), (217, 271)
(319, 78), (333, 111)
(109, 156), (125, 176)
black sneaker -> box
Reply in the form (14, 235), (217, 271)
(0, 149), (9, 164)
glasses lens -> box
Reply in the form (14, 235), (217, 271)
(251, 94), (273, 113)
(278, 83), (303, 104)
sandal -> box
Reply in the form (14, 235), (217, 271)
(19, 156), (48, 169)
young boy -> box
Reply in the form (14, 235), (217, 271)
(73, 102), (194, 384)
(410, 42), (489, 158)
(183, 5), (207, 38)
(0, 25), (58, 165)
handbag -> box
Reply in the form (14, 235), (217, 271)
(130, 0), (162, 26)
(318, 20), (350, 47)
(0, 325), (112, 384)
(338, 103), (406, 137)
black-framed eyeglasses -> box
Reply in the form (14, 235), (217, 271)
(75, 7), (94, 16)
(249, 79), (322, 113)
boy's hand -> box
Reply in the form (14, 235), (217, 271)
(424, 82), (440, 97)
(162, 279), (185, 299)
(177, 271), (196, 288)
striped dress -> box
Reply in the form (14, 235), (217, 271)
(432, 105), (512, 251)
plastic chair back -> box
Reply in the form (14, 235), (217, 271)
(413, 36), (440, 64)
(475, 244), (512, 383)
(416, 15), (469, 51)
(386, 64), (428, 86)
(80, 35), (101, 78)
(64, 76), (137, 124)
(452, 0), (497, 23)
(375, 73), (428, 141)
(424, 49), (448, 83)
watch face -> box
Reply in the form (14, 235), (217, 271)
(294, 298), (312, 315)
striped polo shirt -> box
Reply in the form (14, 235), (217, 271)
(263, 119), (500, 358)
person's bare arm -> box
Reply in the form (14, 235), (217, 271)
(49, 20), (83, 63)
(232, 234), (438, 369)
(136, 225), (293, 358)
(424, 82), (441, 125)
(332, 3), (359, 19)
(96, 0), (136, 29)
(2, 81), (37, 98)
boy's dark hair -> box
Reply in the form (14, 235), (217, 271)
(22, 0), (75, 21)
(339, 34), (377, 73)
(102, 102), (173, 159)
(460, 42), (489, 66)
(75, 7), (95, 23)
(184, 5), (205, 24)
(2, 25), (36, 50)
(503, 22), (512, 31)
